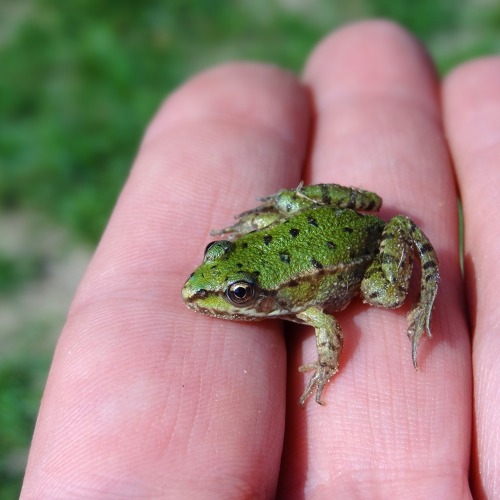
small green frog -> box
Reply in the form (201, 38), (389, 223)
(182, 183), (439, 406)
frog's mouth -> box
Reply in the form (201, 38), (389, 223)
(185, 302), (261, 321)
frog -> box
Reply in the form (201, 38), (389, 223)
(181, 183), (439, 406)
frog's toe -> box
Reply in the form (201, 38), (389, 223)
(407, 305), (433, 369)
(298, 362), (336, 406)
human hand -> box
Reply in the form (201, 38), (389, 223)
(22, 20), (497, 498)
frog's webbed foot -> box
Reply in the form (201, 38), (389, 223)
(298, 361), (338, 406)
(296, 306), (343, 406)
(407, 301), (433, 369)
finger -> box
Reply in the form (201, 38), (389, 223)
(22, 63), (310, 498)
(443, 57), (500, 499)
(279, 21), (470, 497)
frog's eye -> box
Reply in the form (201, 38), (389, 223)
(204, 240), (235, 262)
(204, 241), (219, 255)
(225, 280), (256, 306)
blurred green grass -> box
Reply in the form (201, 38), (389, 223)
(1, 0), (499, 497)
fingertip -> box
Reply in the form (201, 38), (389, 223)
(444, 56), (500, 157)
(144, 61), (310, 148)
(444, 55), (500, 92)
(304, 19), (438, 115)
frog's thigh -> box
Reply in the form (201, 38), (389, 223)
(360, 215), (414, 308)
(296, 306), (343, 405)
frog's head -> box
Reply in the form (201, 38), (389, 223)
(182, 240), (279, 320)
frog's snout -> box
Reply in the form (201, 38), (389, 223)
(182, 275), (209, 306)
(181, 278), (195, 303)
(181, 281), (191, 302)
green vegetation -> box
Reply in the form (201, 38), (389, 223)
(2, 1), (500, 497)
(0, 358), (46, 499)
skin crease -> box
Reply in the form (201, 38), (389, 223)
(20, 19), (500, 499)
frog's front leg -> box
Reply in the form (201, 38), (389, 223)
(210, 208), (281, 240)
(296, 306), (343, 406)
(360, 215), (439, 368)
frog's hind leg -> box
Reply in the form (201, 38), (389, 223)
(212, 184), (384, 239)
(296, 306), (344, 406)
(360, 215), (415, 309)
(360, 215), (439, 368)
(272, 184), (383, 216)
(405, 221), (440, 367)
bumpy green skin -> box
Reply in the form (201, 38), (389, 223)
(182, 184), (440, 406)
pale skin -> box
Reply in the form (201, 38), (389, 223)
(21, 20), (500, 499)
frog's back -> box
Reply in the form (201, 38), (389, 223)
(230, 207), (385, 289)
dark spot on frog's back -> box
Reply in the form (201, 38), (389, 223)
(307, 216), (318, 227)
(289, 228), (300, 238)
(263, 235), (273, 245)
(311, 258), (323, 270)
(279, 252), (291, 264)
(343, 227), (353, 234)
(326, 241), (336, 250)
